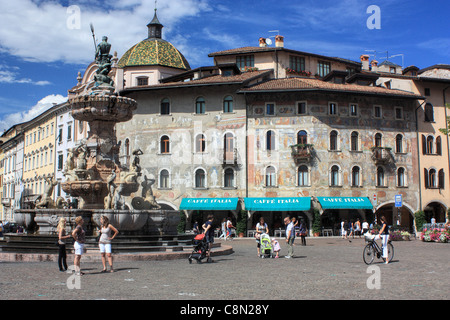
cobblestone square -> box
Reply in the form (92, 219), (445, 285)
(0, 237), (448, 301)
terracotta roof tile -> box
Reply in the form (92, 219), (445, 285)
(240, 77), (422, 98)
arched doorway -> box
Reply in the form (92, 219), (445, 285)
(375, 202), (414, 232)
(423, 202), (446, 223)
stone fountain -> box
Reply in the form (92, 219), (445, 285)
(13, 36), (180, 238)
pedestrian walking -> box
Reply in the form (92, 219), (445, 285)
(255, 217), (269, 257)
(226, 217), (235, 240)
(299, 219), (307, 246)
(72, 216), (86, 276)
(341, 220), (347, 239)
(202, 214), (215, 261)
(192, 220), (200, 235)
(98, 215), (119, 273)
(362, 220), (369, 234)
(56, 218), (71, 272)
(284, 216), (295, 258)
(354, 219), (361, 238)
(219, 218), (227, 240)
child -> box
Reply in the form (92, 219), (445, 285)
(272, 237), (281, 259)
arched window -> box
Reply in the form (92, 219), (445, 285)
(265, 166), (276, 187)
(160, 135), (170, 154)
(298, 165), (309, 186)
(224, 132), (234, 163)
(195, 97), (206, 114)
(351, 166), (360, 187)
(196, 134), (206, 153)
(396, 134), (403, 153)
(266, 130), (275, 151)
(397, 167), (405, 187)
(375, 133), (382, 147)
(429, 169), (437, 188)
(351, 132), (359, 151)
(195, 169), (206, 188)
(377, 167), (385, 187)
(223, 95), (233, 113)
(224, 168), (235, 188)
(330, 130), (338, 151)
(297, 130), (308, 145)
(427, 136), (434, 154)
(160, 169), (170, 188)
(424, 103), (434, 122)
(160, 98), (170, 115)
(330, 165), (340, 186)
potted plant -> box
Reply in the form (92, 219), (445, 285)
(312, 209), (321, 237)
(236, 210), (247, 237)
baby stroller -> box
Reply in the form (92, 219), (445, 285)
(259, 233), (273, 258)
(188, 233), (212, 264)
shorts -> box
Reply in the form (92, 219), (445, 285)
(74, 241), (85, 255)
(205, 233), (214, 244)
(99, 243), (112, 254)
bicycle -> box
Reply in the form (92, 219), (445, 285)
(363, 234), (394, 265)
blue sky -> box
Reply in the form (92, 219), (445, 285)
(0, 0), (449, 132)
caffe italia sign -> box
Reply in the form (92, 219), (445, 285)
(317, 197), (373, 210)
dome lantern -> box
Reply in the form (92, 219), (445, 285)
(147, 9), (163, 39)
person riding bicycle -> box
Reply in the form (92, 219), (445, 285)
(375, 216), (390, 264)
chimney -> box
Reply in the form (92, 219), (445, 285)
(371, 60), (378, 71)
(275, 35), (284, 48)
(259, 37), (267, 47)
(360, 54), (370, 71)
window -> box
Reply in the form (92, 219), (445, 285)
(375, 133), (382, 148)
(298, 165), (309, 186)
(195, 97), (206, 114)
(266, 130), (275, 151)
(429, 169), (437, 188)
(160, 169), (170, 188)
(436, 136), (442, 155)
(374, 105), (382, 118)
(330, 165), (340, 186)
(390, 67), (396, 74)
(424, 88), (431, 96)
(67, 124), (72, 141)
(329, 102), (337, 115)
(160, 135), (170, 154)
(224, 168), (235, 188)
(297, 130), (307, 145)
(349, 104), (358, 117)
(265, 166), (276, 187)
(236, 55), (254, 71)
(136, 77), (148, 86)
(397, 167), (406, 187)
(427, 136), (434, 154)
(377, 167), (385, 187)
(224, 133), (234, 163)
(266, 103), (275, 116)
(195, 134), (206, 153)
(58, 128), (63, 143)
(395, 134), (404, 153)
(395, 107), (403, 120)
(329, 130), (338, 151)
(351, 166), (360, 187)
(160, 98), (170, 115)
(297, 101), (307, 115)
(195, 169), (206, 188)
(351, 132), (359, 151)
(424, 103), (434, 122)
(290, 56), (305, 72)
(223, 96), (233, 113)
(317, 61), (331, 77)
(57, 154), (64, 170)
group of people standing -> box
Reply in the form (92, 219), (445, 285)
(56, 215), (119, 275)
(340, 218), (368, 239)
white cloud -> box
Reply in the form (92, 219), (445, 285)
(0, 0), (211, 65)
(0, 65), (51, 86)
(0, 94), (67, 133)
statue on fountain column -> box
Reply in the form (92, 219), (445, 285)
(94, 36), (114, 88)
(35, 177), (58, 209)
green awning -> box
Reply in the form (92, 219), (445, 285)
(244, 197), (311, 211)
(179, 198), (239, 211)
(317, 197), (373, 210)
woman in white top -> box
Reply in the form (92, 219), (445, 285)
(98, 215), (119, 273)
(255, 217), (269, 257)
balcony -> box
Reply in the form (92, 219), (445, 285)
(223, 148), (239, 166)
(290, 144), (314, 162)
(371, 147), (392, 164)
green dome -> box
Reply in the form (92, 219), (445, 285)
(118, 38), (191, 70)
